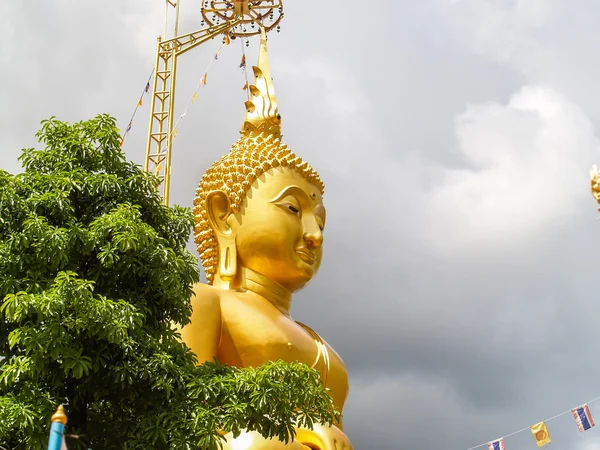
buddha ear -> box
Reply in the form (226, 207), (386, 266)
(206, 191), (237, 281)
(205, 190), (233, 236)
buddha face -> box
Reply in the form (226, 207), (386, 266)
(229, 166), (326, 292)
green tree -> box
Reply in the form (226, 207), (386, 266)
(0, 115), (337, 449)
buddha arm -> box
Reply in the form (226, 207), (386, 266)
(180, 284), (221, 364)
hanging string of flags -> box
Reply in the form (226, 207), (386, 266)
(120, 70), (154, 147)
(164, 37), (253, 148)
(120, 35), (240, 153)
(120, 34), (253, 152)
(468, 397), (600, 450)
(164, 42), (227, 150)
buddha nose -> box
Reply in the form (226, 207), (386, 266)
(303, 220), (323, 249)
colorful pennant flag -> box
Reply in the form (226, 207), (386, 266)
(126, 122), (132, 132)
(173, 129), (179, 140)
(214, 49), (221, 60)
(572, 404), (595, 433)
(145, 82), (150, 93)
(192, 92), (198, 103)
(242, 82), (248, 90)
(202, 73), (208, 85)
(137, 98), (143, 106)
(530, 421), (551, 448)
(488, 438), (506, 450)
(239, 54), (246, 68)
(225, 34), (231, 45)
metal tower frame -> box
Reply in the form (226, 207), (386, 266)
(144, 0), (283, 205)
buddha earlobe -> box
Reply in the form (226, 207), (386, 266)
(218, 235), (237, 281)
(205, 190), (237, 282)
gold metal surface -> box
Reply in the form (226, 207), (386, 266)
(181, 29), (354, 450)
(242, 28), (281, 138)
(51, 405), (68, 425)
(202, 0), (284, 37)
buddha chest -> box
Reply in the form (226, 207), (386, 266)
(217, 292), (349, 410)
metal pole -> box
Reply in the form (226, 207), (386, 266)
(174, 0), (181, 37)
(164, 45), (178, 205)
(163, 0), (168, 39)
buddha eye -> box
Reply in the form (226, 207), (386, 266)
(288, 205), (300, 214)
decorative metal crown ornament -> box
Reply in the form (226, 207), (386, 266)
(241, 27), (282, 138)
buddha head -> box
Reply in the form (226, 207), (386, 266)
(194, 29), (325, 293)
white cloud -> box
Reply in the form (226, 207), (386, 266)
(579, 439), (600, 450)
(441, 0), (557, 64)
(414, 84), (599, 252)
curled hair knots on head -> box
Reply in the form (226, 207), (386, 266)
(193, 132), (325, 284)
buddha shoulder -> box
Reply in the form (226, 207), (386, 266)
(189, 283), (222, 317)
(180, 283), (223, 363)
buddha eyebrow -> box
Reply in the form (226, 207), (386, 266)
(270, 185), (308, 203)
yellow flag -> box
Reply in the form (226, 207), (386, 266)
(225, 34), (231, 45)
(530, 421), (551, 448)
(138, 98), (143, 106)
(192, 92), (198, 103)
(202, 73), (208, 85)
(242, 82), (248, 90)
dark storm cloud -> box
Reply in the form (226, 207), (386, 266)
(5, 1), (600, 450)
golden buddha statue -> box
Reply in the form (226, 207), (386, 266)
(180, 29), (353, 450)
(592, 165), (600, 205)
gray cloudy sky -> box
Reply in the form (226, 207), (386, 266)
(4, 1), (600, 449)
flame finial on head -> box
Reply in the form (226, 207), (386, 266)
(241, 27), (281, 138)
